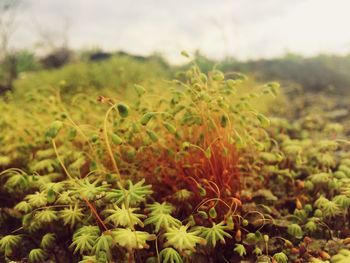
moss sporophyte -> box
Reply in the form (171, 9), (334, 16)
(1, 52), (350, 262)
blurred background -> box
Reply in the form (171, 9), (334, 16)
(7, 0), (350, 62)
(1, 0), (350, 97)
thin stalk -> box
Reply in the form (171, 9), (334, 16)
(103, 104), (122, 182)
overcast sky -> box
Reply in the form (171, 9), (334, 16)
(10, 0), (350, 63)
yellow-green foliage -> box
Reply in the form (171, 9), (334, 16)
(14, 55), (170, 99)
(1, 52), (349, 263)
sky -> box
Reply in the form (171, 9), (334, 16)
(8, 0), (350, 63)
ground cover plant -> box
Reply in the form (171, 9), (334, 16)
(0, 53), (350, 262)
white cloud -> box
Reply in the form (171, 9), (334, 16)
(9, 0), (350, 63)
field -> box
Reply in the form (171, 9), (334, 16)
(0, 52), (350, 263)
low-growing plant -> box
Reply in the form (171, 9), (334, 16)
(1, 52), (350, 262)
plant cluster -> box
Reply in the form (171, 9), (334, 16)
(0, 53), (349, 262)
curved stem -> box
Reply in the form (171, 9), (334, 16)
(103, 104), (122, 182)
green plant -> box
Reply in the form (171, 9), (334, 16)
(159, 247), (183, 263)
(197, 221), (232, 247)
(164, 225), (206, 252)
(1, 51), (350, 262)
(234, 244), (247, 257)
(273, 252), (288, 263)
